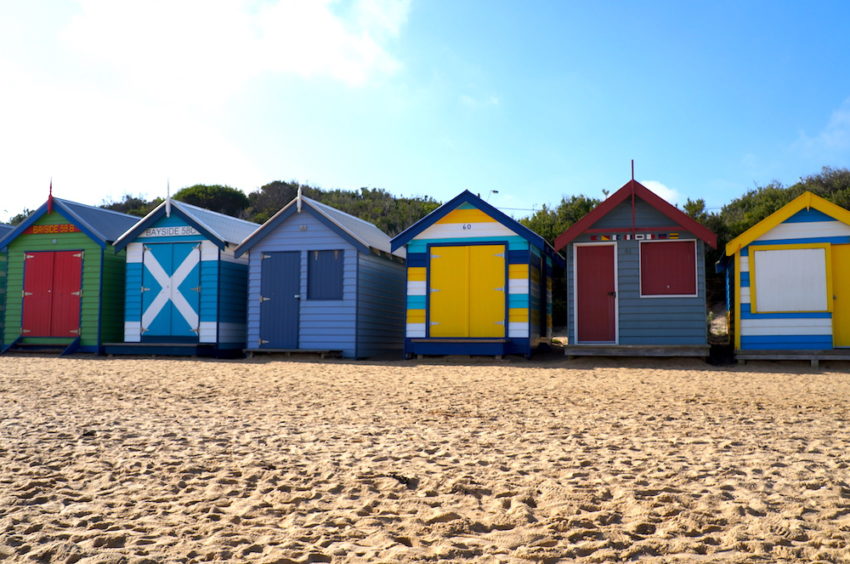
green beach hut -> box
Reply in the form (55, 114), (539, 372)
(0, 193), (138, 354)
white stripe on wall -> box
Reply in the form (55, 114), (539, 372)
(741, 317), (832, 336)
(756, 220), (850, 242)
(127, 243), (143, 264)
(199, 321), (217, 343)
(739, 256), (749, 272)
(509, 278), (528, 294)
(124, 321), (141, 342)
(508, 322), (529, 338)
(406, 323), (426, 338)
(416, 221), (517, 240)
(407, 281), (426, 295)
(740, 287), (750, 304)
(201, 240), (219, 261)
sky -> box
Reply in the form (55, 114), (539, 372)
(2, 0), (850, 222)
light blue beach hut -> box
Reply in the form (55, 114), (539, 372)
(234, 192), (406, 358)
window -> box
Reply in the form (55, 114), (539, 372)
(640, 240), (697, 297)
(751, 245), (829, 312)
(308, 250), (344, 300)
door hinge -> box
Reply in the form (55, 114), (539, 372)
(260, 339), (269, 345)
(430, 288), (440, 292)
(494, 287), (504, 292)
(69, 329), (80, 335)
(22, 291), (32, 297)
(191, 286), (201, 292)
(73, 252), (83, 258)
(71, 290), (81, 296)
(262, 254), (271, 260)
(141, 286), (150, 292)
(22, 329), (31, 334)
(495, 321), (505, 325)
(260, 296), (270, 302)
(25, 254), (35, 259)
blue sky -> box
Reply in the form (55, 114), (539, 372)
(2, 1), (850, 222)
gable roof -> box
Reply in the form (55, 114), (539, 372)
(113, 199), (259, 251)
(390, 190), (565, 265)
(0, 223), (12, 240)
(554, 179), (717, 250)
(725, 191), (850, 256)
(0, 197), (139, 251)
(235, 195), (403, 259)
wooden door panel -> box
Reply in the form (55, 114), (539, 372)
(429, 246), (469, 337)
(576, 245), (616, 342)
(469, 245), (505, 337)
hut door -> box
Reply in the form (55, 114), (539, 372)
(576, 244), (616, 343)
(141, 243), (201, 338)
(22, 250), (83, 337)
(832, 244), (850, 347)
(429, 244), (505, 338)
(259, 251), (300, 349)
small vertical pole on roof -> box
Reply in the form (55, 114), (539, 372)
(165, 179), (171, 218)
(630, 160), (636, 234)
(47, 178), (53, 213)
(297, 186), (302, 213)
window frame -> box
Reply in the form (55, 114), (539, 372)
(749, 243), (832, 314)
(307, 249), (345, 301)
(638, 239), (699, 298)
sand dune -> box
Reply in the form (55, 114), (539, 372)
(0, 355), (848, 562)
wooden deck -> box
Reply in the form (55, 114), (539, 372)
(564, 344), (710, 359)
(736, 349), (850, 368)
(244, 349), (342, 359)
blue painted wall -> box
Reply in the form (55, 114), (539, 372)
(244, 209), (405, 358)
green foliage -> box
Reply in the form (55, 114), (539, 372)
(245, 181), (440, 236)
(173, 184), (250, 218)
(7, 209), (33, 226)
(519, 195), (600, 243)
(101, 194), (163, 217)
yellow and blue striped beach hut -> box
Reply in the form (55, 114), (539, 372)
(391, 190), (564, 358)
(726, 191), (850, 363)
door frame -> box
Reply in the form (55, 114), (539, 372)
(259, 250), (301, 349)
(573, 241), (618, 344)
(425, 241), (509, 339)
(832, 243), (850, 348)
(21, 249), (84, 338)
(140, 242), (202, 340)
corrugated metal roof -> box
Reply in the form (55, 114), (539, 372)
(56, 198), (140, 242)
(303, 197), (404, 257)
(172, 200), (259, 244)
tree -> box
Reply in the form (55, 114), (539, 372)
(519, 194), (600, 244)
(7, 209), (33, 226)
(173, 184), (249, 218)
(101, 194), (163, 217)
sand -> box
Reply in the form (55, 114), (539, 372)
(0, 355), (849, 563)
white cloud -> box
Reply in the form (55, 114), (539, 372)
(640, 180), (682, 205)
(795, 97), (850, 158)
(61, 0), (411, 103)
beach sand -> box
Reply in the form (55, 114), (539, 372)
(0, 355), (848, 562)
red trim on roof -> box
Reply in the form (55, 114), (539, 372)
(553, 180), (717, 250)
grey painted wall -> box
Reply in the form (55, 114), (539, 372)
(356, 252), (405, 358)
(566, 200), (708, 345)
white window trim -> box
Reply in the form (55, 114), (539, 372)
(573, 241), (618, 344)
(638, 239), (699, 298)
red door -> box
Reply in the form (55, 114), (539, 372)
(22, 251), (83, 337)
(576, 244), (616, 342)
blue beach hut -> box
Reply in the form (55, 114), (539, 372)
(390, 190), (565, 358)
(234, 192), (406, 358)
(107, 199), (258, 356)
(726, 191), (850, 366)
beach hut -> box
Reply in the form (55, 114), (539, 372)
(105, 199), (259, 356)
(725, 191), (850, 366)
(234, 193), (406, 358)
(0, 194), (138, 354)
(554, 179), (717, 357)
(390, 190), (564, 358)
(0, 224), (13, 347)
